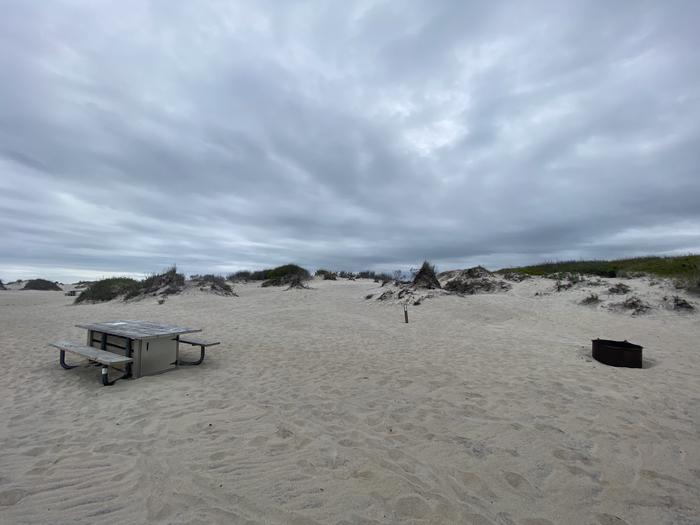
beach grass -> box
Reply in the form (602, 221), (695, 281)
(499, 254), (700, 279)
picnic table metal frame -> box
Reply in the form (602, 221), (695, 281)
(177, 337), (221, 366)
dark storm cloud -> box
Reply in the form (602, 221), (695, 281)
(1, 0), (699, 281)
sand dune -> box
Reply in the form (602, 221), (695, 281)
(0, 277), (698, 524)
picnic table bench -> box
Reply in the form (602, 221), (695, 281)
(50, 340), (134, 386)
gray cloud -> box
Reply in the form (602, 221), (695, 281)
(1, 0), (699, 281)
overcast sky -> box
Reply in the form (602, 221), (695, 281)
(1, 1), (699, 282)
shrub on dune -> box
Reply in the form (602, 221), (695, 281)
(227, 270), (252, 282)
(76, 266), (186, 303)
(284, 274), (311, 290)
(22, 279), (62, 291)
(193, 274), (235, 296)
(620, 296), (650, 314)
(675, 270), (700, 295)
(75, 277), (140, 303)
(441, 266), (511, 295)
(249, 269), (273, 281)
(132, 266), (185, 297)
(664, 295), (695, 311)
(444, 277), (510, 294)
(608, 282), (631, 294)
(412, 261), (441, 289)
(261, 264), (311, 287)
(580, 293), (600, 305)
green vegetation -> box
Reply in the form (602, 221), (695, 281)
(130, 266), (185, 298)
(555, 280), (573, 292)
(192, 274), (234, 295)
(608, 282), (631, 294)
(227, 270), (252, 281)
(356, 270), (393, 282)
(22, 279), (62, 291)
(677, 272), (700, 295)
(315, 269), (337, 280)
(238, 268), (276, 281)
(664, 295), (695, 311)
(498, 255), (700, 279)
(76, 266), (186, 303)
(261, 264), (311, 287)
(75, 277), (140, 303)
(580, 293), (600, 305)
(618, 296), (651, 315)
(315, 268), (394, 282)
(266, 264), (310, 281)
(250, 270), (271, 280)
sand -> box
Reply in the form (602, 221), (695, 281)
(0, 277), (699, 524)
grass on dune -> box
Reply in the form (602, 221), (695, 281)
(75, 266), (186, 303)
(74, 277), (140, 303)
(498, 255), (700, 278)
(498, 254), (700, 293)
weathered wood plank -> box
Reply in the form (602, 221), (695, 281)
(50, 341), (133, 365)
(178, 336), (220, 347)
(75, 320), (201, 340)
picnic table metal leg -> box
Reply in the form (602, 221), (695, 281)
(193, 346), (206, 365)
(178, 345), (206, 365)
(59, 350), (78, 370)
(101, 366), (130, 386)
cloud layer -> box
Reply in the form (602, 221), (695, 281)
(1, 1), (699, 281)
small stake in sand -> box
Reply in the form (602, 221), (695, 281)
(403, 303), (409, 323)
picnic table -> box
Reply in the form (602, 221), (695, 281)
(76, 320), (201, 378)
(50, 320), (207, 385)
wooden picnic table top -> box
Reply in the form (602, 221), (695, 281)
(76, 320), (201, 340)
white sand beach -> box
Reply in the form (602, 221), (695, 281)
(0, 277), (699, 524)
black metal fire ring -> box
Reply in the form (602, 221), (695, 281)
(592, 339), (643, 368)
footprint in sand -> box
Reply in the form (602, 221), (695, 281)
(209, 451), (227, 461)
(553, 448), (592, 465)
(275, 426), (294, 439)
(495, 512), (516, 525)
(394, 495), (431, 519)
(503, 471), (540, 497)
(22, 447), (46, 457)
(596, 513), (629, 525)
(639, 469), (691, 487)
(461, 472), (498, 500)
(565, 465), (599, 481)
(0, 489), (28, 506)
(463, 513), (494, 525)
(534, 423), (564, 434)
